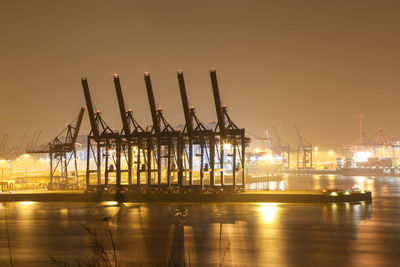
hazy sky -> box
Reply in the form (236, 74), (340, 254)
(1, 0), (399, 149)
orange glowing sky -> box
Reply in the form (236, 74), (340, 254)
(0, 0), (399, 149)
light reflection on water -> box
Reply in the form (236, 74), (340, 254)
(18, 201), (37, 206)
(0, 175), (399, 266)
(258, 203), (279, 223)
(247, 174), (383, 195)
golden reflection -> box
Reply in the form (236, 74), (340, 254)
(258, 203), (279, 223)
(356, 176), (366, 186)
(103, 201), (118, 206)
(183, 225), (198, 265)
(19, 201), (36, 206)
(366, 178), (374, 188)
(60, 208), (68, 215)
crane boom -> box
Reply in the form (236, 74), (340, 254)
(144, 72), (160, 135)
(113, 74), (131, 136)
(210, 68), (225, 133)
(0, 134), (8, 151)
(177, 70), (193, 134)
(71, 107), (85, 147)
(33, 129), (42, 149)
(81, 78), (99, 140)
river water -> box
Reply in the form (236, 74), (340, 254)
(0, 175), (399, 266)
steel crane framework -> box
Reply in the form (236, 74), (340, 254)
(82, 68), (249, 192)
(294, 123), (313, 169)
(27, 107), (85, 188)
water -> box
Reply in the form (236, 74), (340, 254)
(0, 175), (400, 266)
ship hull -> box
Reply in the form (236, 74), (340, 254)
(339, 167), (400, 177)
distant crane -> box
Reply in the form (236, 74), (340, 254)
(269, 123), (290, 169)
(33, 129), (42, 150)
(27, 107), (85, 188)
(365, 128), (394, 158)
(28, 130), (38, 151)
(0, 134), (8, 154)
(27, 129), (42, 151)
(293, 123), (312, 169)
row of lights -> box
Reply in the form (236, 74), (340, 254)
(330, 190), (367, 196)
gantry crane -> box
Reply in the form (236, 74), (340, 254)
(27, 107), (85, 188)
(144, 72), (181, 188)
(27, 129), (42, 151)
(113, 73), (150, 189)
(293, 123), (312, 169)
(210, 67), (249, 189)
(81, 68), (249, 192)
(269, 123), (290, 169)
(178, 69), (215, 189)
(82, 78), (121, 191)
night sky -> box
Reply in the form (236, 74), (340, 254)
(1, 0), (399, 149)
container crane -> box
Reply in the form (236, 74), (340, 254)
(178, 69), (214, 189)
(269, 123), (290, 169)
(113, 73), (148, 188)
(210, 67), (249, 189)
(293, 123), (312, 169)
(27, 107), (85, 188)
(144, 71), (181, 188)
(82, 78), (121, 191)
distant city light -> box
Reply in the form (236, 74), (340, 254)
(223, 143), (232, 150)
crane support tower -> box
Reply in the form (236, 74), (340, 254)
(210, 68), (249, 190)
(144, 72), (182, 189)
(178, 70), (215, 190)
(82, 78), (122, 192)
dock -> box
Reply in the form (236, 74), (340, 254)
(0, 190), (371, 203)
